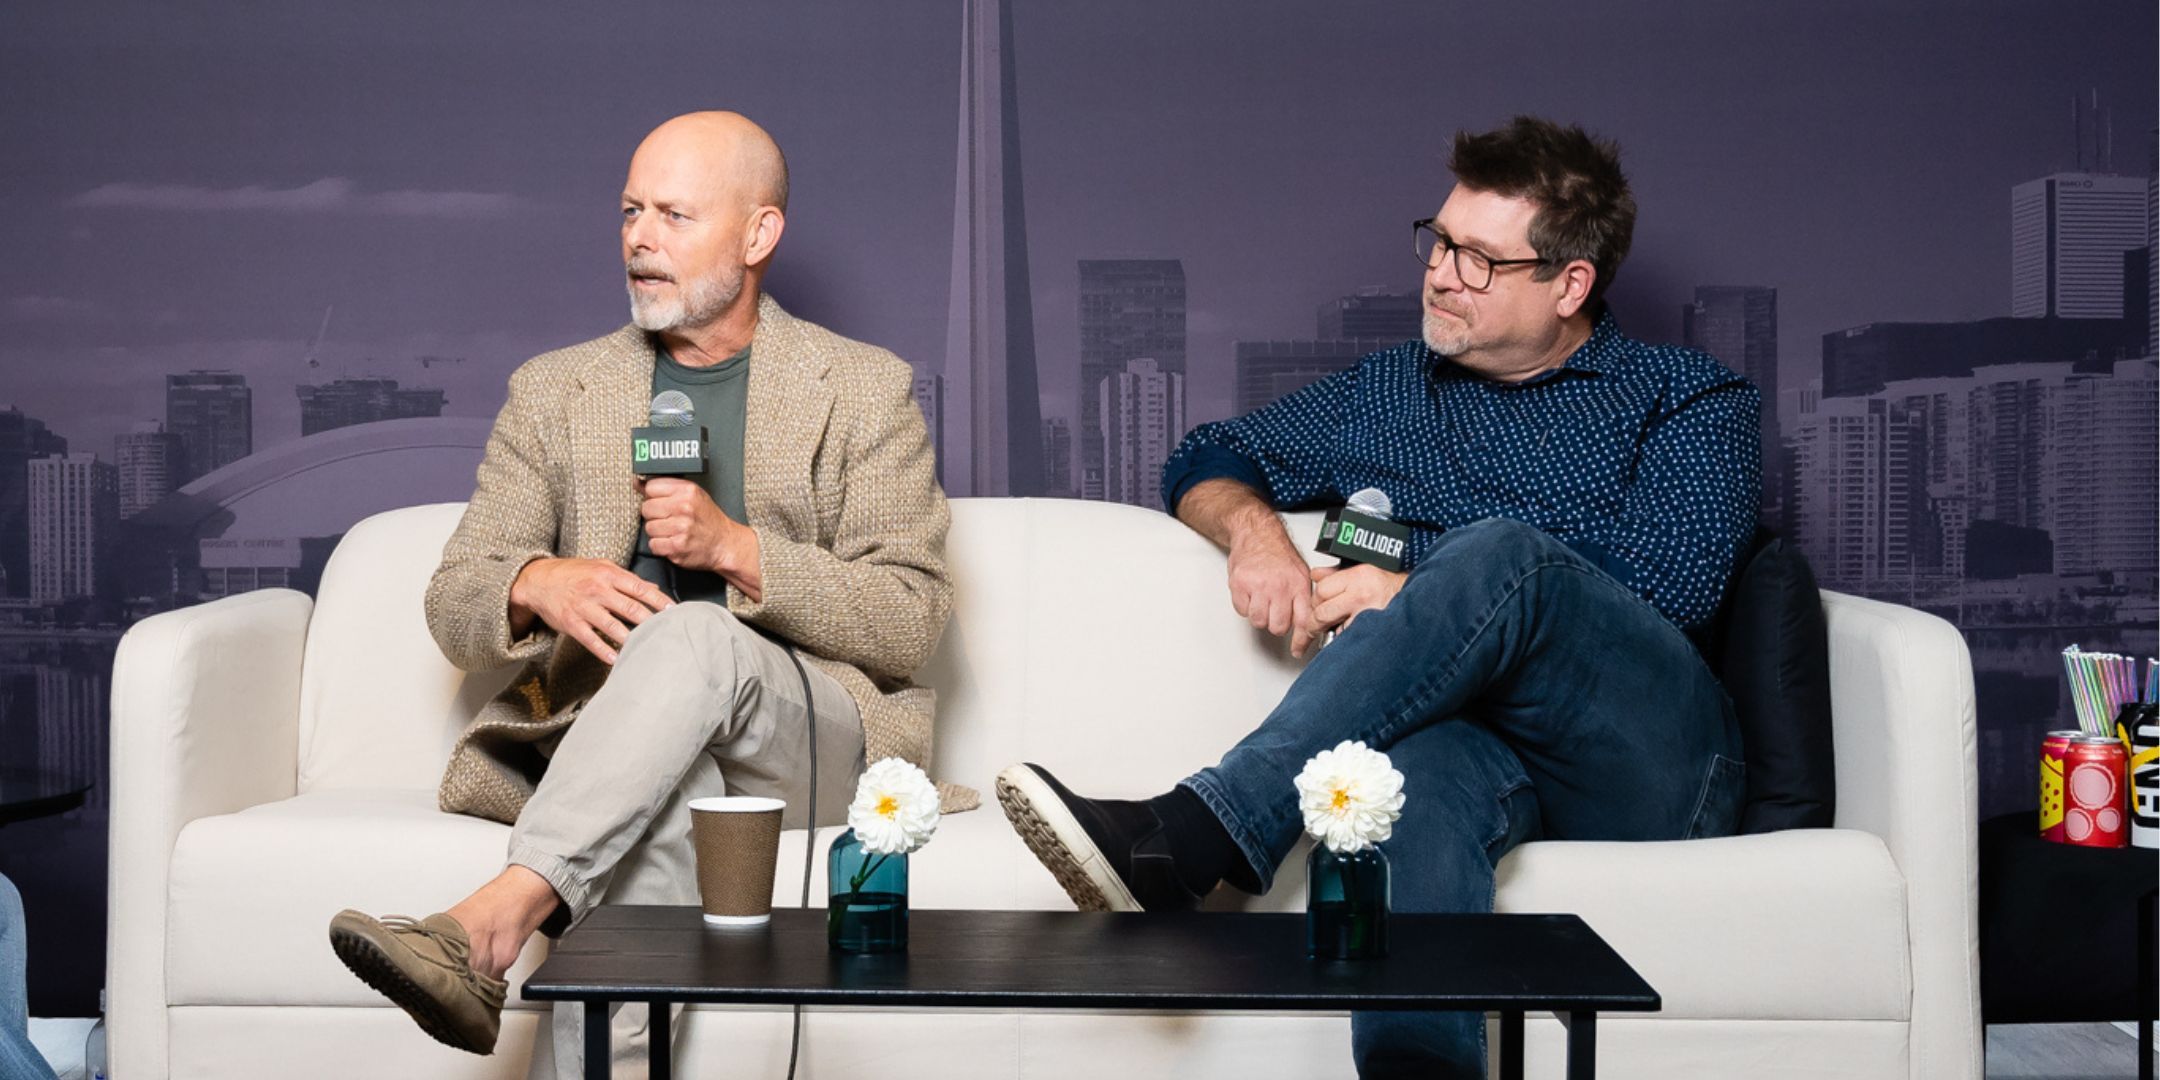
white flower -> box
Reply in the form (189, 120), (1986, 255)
(847, 758), (941, 856)
(1294, 741), (1406, 854)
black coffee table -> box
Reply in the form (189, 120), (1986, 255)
(524, 906), (1659, 1080)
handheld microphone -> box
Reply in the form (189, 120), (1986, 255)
(632, 391), (708, 587)
(1315, 487), (1410, 573)
(631, 390), (708, 476)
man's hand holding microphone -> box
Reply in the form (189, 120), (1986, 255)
(636, 476), (762, 597)
(507, 390), (760, 665)
(1182, 480), (1410, 659)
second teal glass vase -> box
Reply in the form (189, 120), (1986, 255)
(1306, 844), (1390, 960)
(827, 828), (909, 954)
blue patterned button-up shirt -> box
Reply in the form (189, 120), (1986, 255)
(1161, 311), (1761, 631)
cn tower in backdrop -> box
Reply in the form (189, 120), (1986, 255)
(942, 0), (1046, 497)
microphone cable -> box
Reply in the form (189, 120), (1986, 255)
(780, 643), (818, 1080)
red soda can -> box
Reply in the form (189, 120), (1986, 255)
(2059, 734), (2129, 848)
(2040, 730), (2080, 842)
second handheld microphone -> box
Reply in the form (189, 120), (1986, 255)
(1314, 487), (1410, 572)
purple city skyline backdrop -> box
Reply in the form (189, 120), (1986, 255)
(2, 1), (2153, 459)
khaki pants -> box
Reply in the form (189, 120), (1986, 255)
(511, 601), (865, 1080)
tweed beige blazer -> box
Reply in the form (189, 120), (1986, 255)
(424, 293), (973, 822)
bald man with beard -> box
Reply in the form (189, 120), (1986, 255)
(325, 112), (962, 1077)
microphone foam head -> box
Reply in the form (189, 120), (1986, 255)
(649, 390), (695, 428)
(1347, 487), (1393, 519)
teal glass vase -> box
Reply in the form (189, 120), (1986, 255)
(1306, 844), (1390, 960)
(827, 828), (909, 954)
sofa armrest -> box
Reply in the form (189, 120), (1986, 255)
(106, 587), (313, 1080)
(1820, 589), (1980, 1079)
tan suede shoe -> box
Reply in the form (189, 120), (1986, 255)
(328, 909), (507, 1055)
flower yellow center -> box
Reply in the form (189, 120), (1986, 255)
(876, 794), (899, 818)
(1330, 788), (1350, 811)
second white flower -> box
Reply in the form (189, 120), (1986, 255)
(1294, 740), (1407, 854)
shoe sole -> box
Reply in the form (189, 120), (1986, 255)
(328, 919), (495, 1056)
(995, 765), (1142, 913)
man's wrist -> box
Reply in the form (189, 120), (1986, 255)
(710, 520), (744, 576)
(1225, 502), (1291, 555)
(715, 520), (763, 599)
(506, 556), (551, 635)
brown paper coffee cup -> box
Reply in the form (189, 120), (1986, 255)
(689, 795), (786, 926)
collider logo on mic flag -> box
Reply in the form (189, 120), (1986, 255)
(633, 390), (708, 476)
(1316, 487), (1411, 572)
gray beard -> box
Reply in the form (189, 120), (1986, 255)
(1422, 310), (1469, 356)
(628, 265), (744, 332)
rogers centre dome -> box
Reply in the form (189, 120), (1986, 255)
(128, 416), (493, 543)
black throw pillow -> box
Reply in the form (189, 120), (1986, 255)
(1706, 529), (1837, 833)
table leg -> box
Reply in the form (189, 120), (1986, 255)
(1559, 1011), (1597, 1080)
(2140, 889), (2153, 1080)
(1499, 1010), (1523, 1080)
(584, 1001), (610, 1080)
(651, 1000), (672, 1080)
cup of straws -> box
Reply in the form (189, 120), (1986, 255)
(2044, 647), (2158, 849)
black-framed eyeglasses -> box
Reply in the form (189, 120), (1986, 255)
(1413, 218), (1548, 291)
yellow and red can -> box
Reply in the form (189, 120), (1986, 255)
(2039, 730), (2081, 842)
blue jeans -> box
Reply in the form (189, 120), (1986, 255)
(0, 872), (59, 1080)
(1183, 518), (1745, 1079)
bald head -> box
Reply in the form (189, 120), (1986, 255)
(620, 112), (789, 341)
(632, 111), (788, 213)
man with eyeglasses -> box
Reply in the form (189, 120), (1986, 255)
(995, 116), (1759, 1078)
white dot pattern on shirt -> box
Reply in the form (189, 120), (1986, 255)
(1164, 312), (1762, 630)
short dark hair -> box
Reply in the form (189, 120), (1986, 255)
(1447, 116), (1634, 306)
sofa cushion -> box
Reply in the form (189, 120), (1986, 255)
(297, 502), (520, 794)
(167, 789), (548, 1008)
(922, 499), (1311, 799)
(1710, 531), (1837, 833)
(1494, 829), (1909, 1021)
(164, 788), (1060, 1008)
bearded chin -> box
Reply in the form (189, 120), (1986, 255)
(628, 290), (681, 331)
(1422, 311), (1469, 356)
(626, 269), (744, 332)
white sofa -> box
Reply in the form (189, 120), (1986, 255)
(107, 498), (1981, 1079)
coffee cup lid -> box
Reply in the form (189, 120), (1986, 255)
(688, 796), (786, 814)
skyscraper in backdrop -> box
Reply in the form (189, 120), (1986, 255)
(1316, 288), (1421, 342)
(942, 0), (1043, 497)
(165, 371), (252, 484)
(1233, 340), (1387, 416)
(114, 421), (183, 520)
(1820, 316), (2138, 398)
(1682, 286), (1779, 517)
(1096, 358), (1184, 510)
(1228, 288), (1410, 420)
(28, 453), (117, 603)
(1040, 416), (1072, 498)
(1787, 398), (1927, 588)
(2010, 173), (2150, 320)
(2145, 127), (2158, 356)
(1078, 259), (1185, 502)
(0, 407), (67, 597)
(1791, 358), (2159, 590)
(296, 377), (447, 436)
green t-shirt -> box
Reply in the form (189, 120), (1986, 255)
(631, 342), (749, 603)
